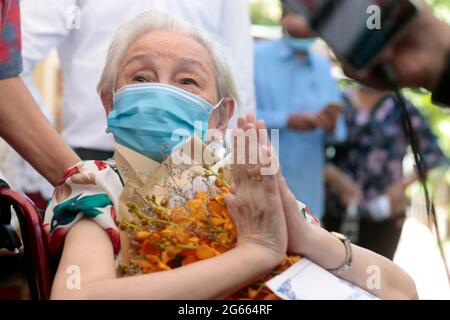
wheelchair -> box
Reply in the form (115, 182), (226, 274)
(0, 179), (53, 300)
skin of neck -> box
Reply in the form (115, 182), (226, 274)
(353, 88), (388, 111)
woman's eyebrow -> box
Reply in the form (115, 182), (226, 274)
(123, 53), (158, 69)
(174, 57), (210, 76)
(122, 53), (211, 78)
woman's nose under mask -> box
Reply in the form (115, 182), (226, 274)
(107, 83), (223, 163)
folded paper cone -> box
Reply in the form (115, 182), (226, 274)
(115, 135), (224, 265)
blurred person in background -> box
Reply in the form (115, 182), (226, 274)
(0, 75), (57, 209)
(0, 8), (78, 302)
(254, 0), (346, 219)
(324, 85), (448, 260)
(20, 0), (255, 162)
(336, 1), (450, 107)
(0, 0), (79, 187)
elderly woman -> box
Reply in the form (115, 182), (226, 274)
(46, 12), (417, 300)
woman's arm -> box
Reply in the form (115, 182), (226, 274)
(0, 77), (80, 185)
(299, 224), (418, 300)
(51, 218), (280, 300)
(279, 174), (418, 300)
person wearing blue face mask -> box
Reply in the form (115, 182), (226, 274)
(106, 83), (225, 163)
(254, 0), (347, 221)
(43, 12), (417, 300)
(284, 32), (316, 54)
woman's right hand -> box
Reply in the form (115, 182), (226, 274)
(224, 115), (288, 268)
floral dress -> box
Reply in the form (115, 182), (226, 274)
(44, 160), (124, 257)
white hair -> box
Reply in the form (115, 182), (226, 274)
(97, 11), (240, 105)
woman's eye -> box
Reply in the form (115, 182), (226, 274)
(181, 78), (198, 86)
(133, 75), (149, 83)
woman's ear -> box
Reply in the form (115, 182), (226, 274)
(100, 89), (114, 115)
(216, 98), (235, 133)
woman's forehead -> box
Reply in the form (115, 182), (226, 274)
(122, 30), (215, 72)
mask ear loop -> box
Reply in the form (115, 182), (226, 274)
(214, 97), (231, 133)
(206, 97), (228, 155)
(212, 97), (225, 111)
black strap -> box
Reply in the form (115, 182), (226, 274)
(73, 147), (114, 161)
(432, 51), (450, 108)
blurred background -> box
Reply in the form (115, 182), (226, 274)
(249, 0), (450, 299)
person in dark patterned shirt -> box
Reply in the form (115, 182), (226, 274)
(0, 0), (79, 185)
(324, 85), (448, 260)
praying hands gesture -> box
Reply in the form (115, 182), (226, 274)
(227, 113), (314, 256)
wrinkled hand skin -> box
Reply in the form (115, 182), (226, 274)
(227, 113), (313, 258)
(225, 157), (288, 264)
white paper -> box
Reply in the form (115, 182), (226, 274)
(266, 258), (380, 300)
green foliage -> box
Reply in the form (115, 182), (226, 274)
(403, 90), (450, 158)
(249, 0), (450, 25)
(249, 0), (282, 26)
(428, 0), (450, 22)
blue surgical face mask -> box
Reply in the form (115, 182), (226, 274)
(107, 83), (223, 162)
(284, 33), (316, 53)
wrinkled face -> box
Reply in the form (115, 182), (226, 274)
(102, 30), (233, 130)
(281, 12), (315, 39)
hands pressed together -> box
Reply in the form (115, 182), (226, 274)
(225, 113), (315, 268)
